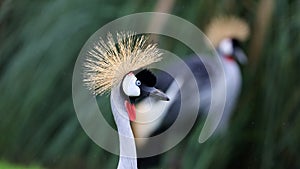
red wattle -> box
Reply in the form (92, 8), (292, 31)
(125, 100), (136, 121)
(225, 55), (235, 62)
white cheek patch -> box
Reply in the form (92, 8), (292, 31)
(219, 38), (233, 55)
(122, 73), (140, 97)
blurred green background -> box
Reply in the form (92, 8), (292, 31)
(0, 0), (299, 169)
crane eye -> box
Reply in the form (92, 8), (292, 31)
(136, 80), (141, 86)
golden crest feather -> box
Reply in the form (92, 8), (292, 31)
(205, 16), (250, 46)
(83, 32), (162, 95)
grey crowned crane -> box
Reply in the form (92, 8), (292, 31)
(132, 16), (250, 168)
(83, 32), (169, 169)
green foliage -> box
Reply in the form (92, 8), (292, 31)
(0, 161), (43, 169)
(0, 0), (299, 169)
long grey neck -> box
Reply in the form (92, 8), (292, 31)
(111, 85), (138, 169)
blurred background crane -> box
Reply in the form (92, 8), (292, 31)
(133, 16), (250, 168)
(0, 0), (300, 169)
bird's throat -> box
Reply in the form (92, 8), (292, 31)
(125, 100), (136, 121)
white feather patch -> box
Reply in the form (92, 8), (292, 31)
(219, 38), (233, 55)
(122, 73), (140, 96)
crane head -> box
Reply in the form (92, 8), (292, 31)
(218, 38), (248, 65)
(122, 69), (169, 121)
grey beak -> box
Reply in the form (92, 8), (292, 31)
(141, 86), (170, 101)
(149, 88), (170, 101)
(234, 47), (248, 65)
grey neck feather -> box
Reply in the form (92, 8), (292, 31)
(111, 84), (138, 169)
